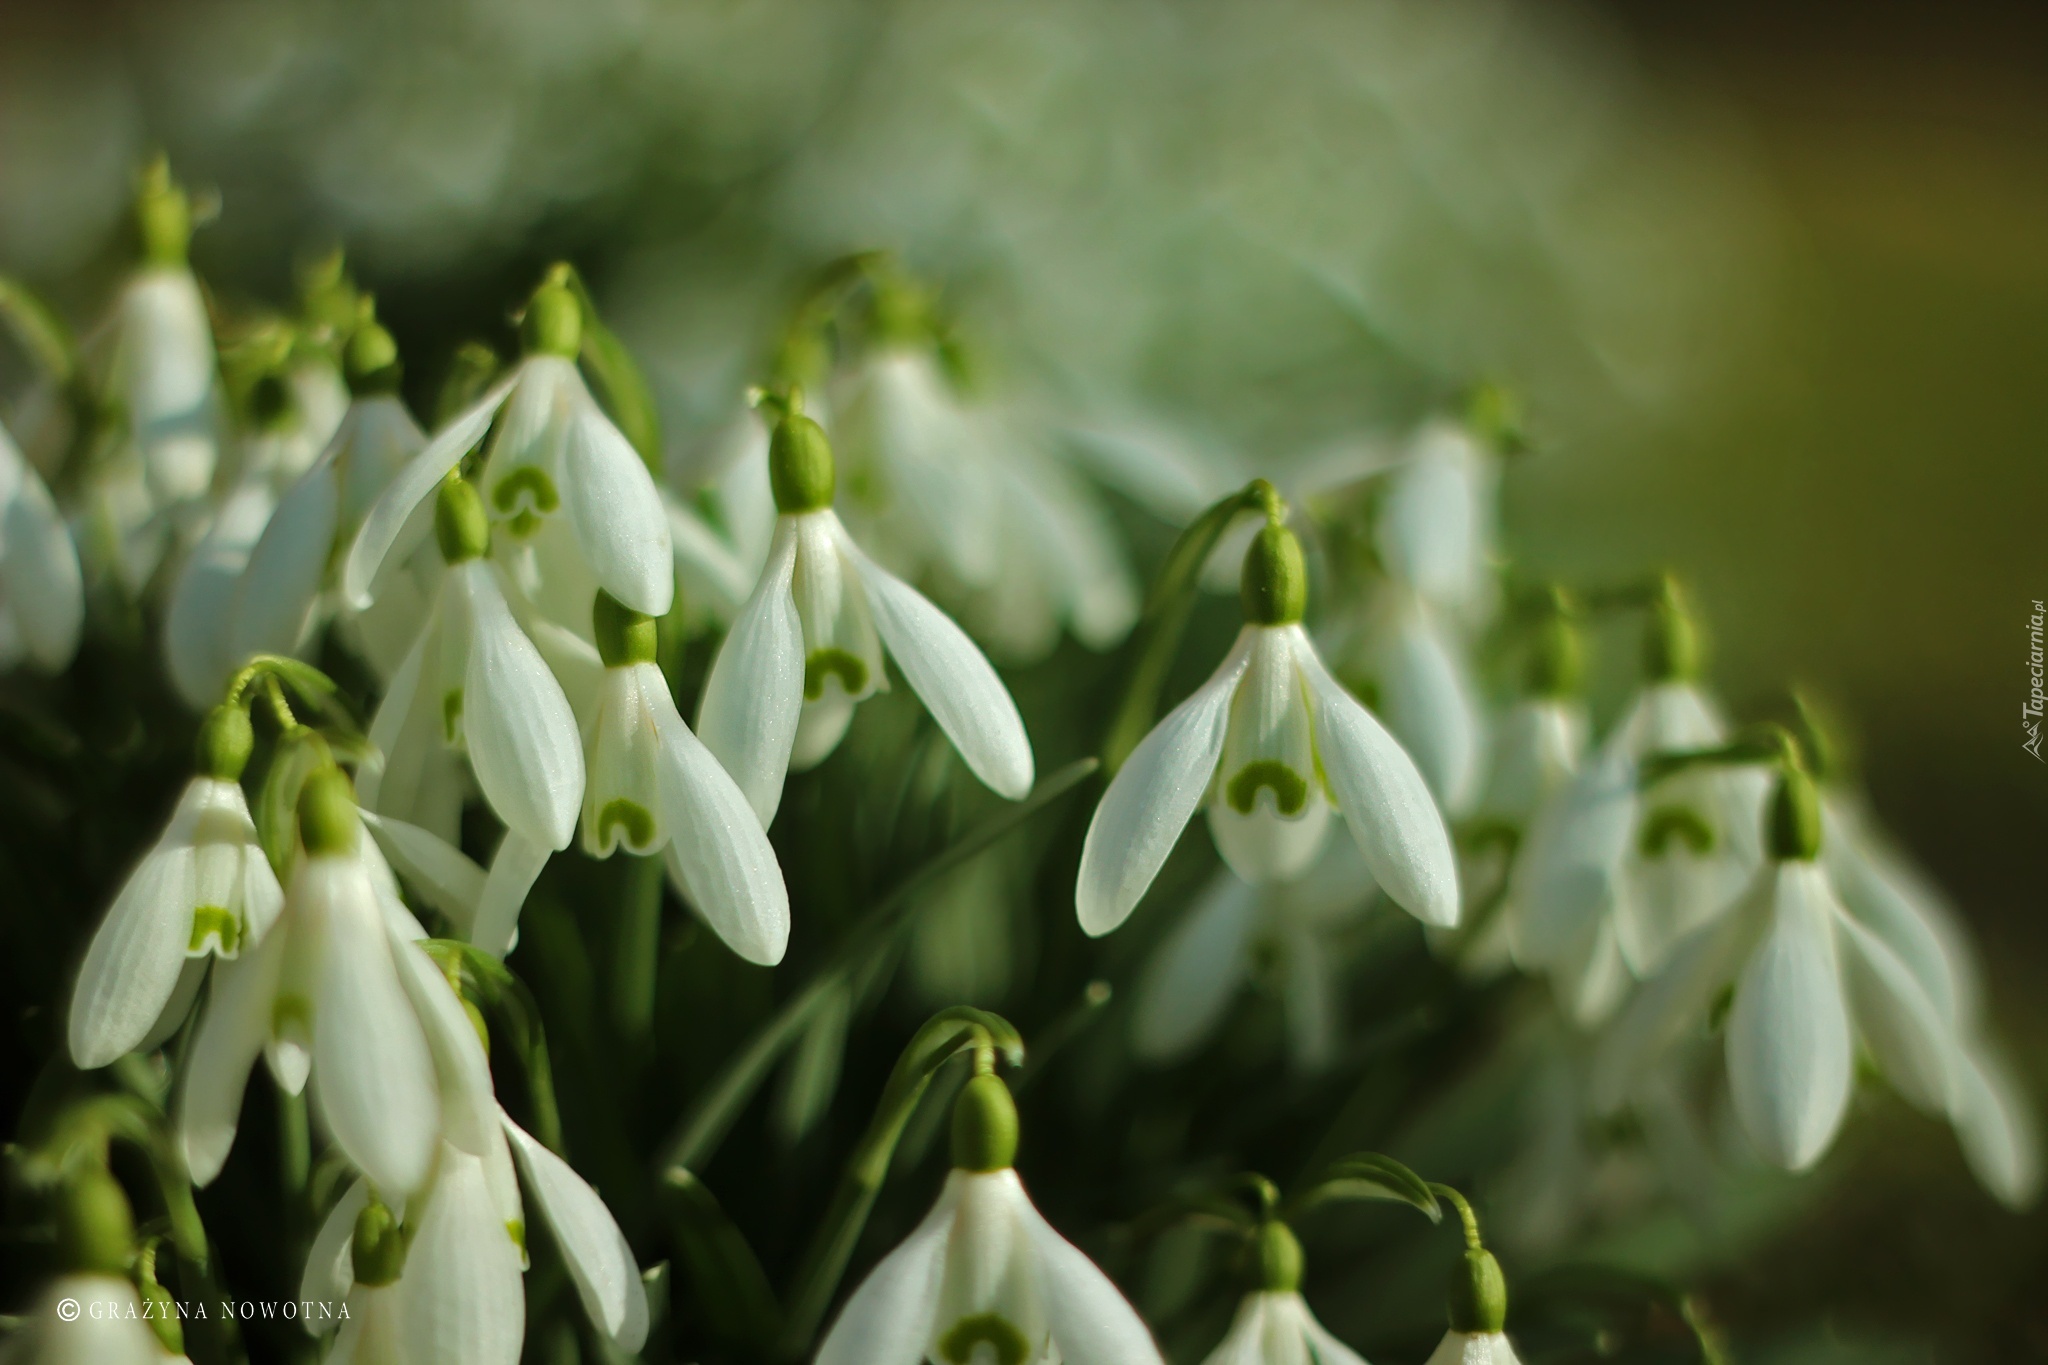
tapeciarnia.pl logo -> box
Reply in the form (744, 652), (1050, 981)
(2026, 599), (2045, 762)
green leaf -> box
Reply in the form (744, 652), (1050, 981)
(0, 274), (79, 383)
(661, 1170), (784, 1351)
(1295, 1151), (1442, 1221)
(773, 979), (851, 1147)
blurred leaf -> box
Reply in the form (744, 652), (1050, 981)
(0, 274), (78, 382)
(434, 340), (503, 428)
(662, 1170), (783, 1351)
(773, 978), (851, 1147)
(1296, 1151), (1442, 1222)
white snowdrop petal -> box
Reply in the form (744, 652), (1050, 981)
(164, 481), (276, 708)
(1835, 910), (1960, 1115)
(1374, 598), (1485, 814)
(26, 1275), (167, 1365)
(563, 396), (674, 615)
(342, 375), (515, 608)
(1075, 635), (1251, 936)
(177, 920), (290, 1185)
(1509, 744), (1634, 970)
(502, 1113), (649, 1350)
(696, 521), (804, 826)
(136, 956), (211, 1055)
(666, 489), (756, 620)
(392, 934), (497, 1157)
(1297, 1298), (1373, 1365)
(1725, 863), (1854, 1171)
(360, 809), (487, 929)
(652, 686), (791, 966)
(300, 1179), (371, 1330)
(846, 535), (1035, 800)
(1296, 637), (1459, 927)
(459, 564), (585, 849)
(0, 425), (85, 671)
(470, 832), (554, 960)
(816, 1178), (961, 1365)
(397, 1150), (527, 1365)
(68, 842), (197, 1069)
(306, 858), (440, 1197)
(1018, 1182), (1165, 1365)
(1953, 1042), (2043, 1209)
(1132, 872), (1259, 1063)
(231, 454), (341, 662)
(1824, 809), (1966, 1025)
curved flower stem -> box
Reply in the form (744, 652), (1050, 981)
(654, 758), (1096, 1179)
(1429, 1182), (1485, 1251)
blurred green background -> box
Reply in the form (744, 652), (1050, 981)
(2, 0), (2044, 1358)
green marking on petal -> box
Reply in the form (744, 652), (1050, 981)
(506, 1220), (525, 1253)
(491, 466), (560, 517)
(939, 1313), (1031, 1365)
(442, 688), (465, 745)
(1708, 982), (1737, 1032)
(804, 648), (869, 702)
(597, 798), (656, 851)
(1638, 803), (1715, 857)
(188, 905), (240, 957)
(505, 508), (542, 539)
(1227, 760), (1308, 816)
(273, 993), (313, 1040)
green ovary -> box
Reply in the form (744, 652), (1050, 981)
(939, 1312), (1031, 1365)
(597, 798), (656, 851)
(491, 466), (560, 525)
(804, 648), (869, 702)
(442, 689), (464, 744)
(188, 905), (240, 956)
(1638, 803), (1715, 857)
(1227, 760), (1308, 816)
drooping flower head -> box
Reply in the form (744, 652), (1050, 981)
(1196, 1221), (1368, 1365)
(0, 416), (84, 673)
(1077, 499), (1458, 936)
(695, 393), (1034, 825)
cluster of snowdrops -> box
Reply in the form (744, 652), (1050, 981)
(0, 161), (2034, 1365)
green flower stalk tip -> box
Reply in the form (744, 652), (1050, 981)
(594, 589), (658, 668)
(770, 411), (836, 514)
(135, 156), (192, 266)
(435, 474), (491, 564)
(951, 1073), (1019, 1173)
(298, 766), (360, 857)
(1240, 521), (1307, 626)
(1523, 615), (1583, 698)
(58, 1166), (136, 1277)
(197, 702), (254, 781)
(522, 273), (583, 358)
(351, 1200), (407, 1288)
(1643, 584), (1700, 683)
(1255, 1220), (1304, 1294)
(345, 320), (403, 395)
(1768, 762), (1822, 861)
(1447, 1247), (1508, 1334)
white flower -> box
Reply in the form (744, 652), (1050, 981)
(1337, 585), (1486, 815)
(1510, 678), (1768, 1022)
(1374, 416), (1498, 623)
(1077, 522), (1456, 937)
(1199, 1291), (1367, 1365)
(0, 418), (84, 672)
(1423, 1330), (1524, 1365)
(1593, 770), (1970, 1173)
(815, 1081), (1161, 1365)
(573, 591), (790, 964)
(176, 769), (475, 1199)
(4, 1276), (184, 1365)
(696, 406), (1033, 825)
(230, 324), (427, 669)
(341, 273), (672, 634)
(161, 481), (275, 709)
(1132, 841), (1376, 1073)
(69, 713), (282, 1069)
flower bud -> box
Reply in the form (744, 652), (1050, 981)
(351, 1200), (408, 1288)
(1446, 1248), (1508, 1334)
(298, 766), (360, 858)
(594, 590), (659, 668)
(770, 411), (836, 514)
(1240, 521), (1307, 626)
(950, 1073), (1019, 1173)
(135, 157), (192, 267)
(56, 1166), (135, 1278)
(196, 702), (254, 781)
(435, 474), (491, 564)
(1254, 1220), (1304, 1294)
(346, 320), (403, 396)
(521, 272), (583, 359)
(1767, 763), (1822, 862)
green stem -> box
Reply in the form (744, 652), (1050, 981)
(1430, 1183), (1484, 1251)
(654, 759), (1095, 1178)
(612, 854), (665, 1040)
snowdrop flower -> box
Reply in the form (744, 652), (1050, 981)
(68, 705), (281, 1069)
(1198, 1223), (1366, 1365)
(571, 590), (790, 964)
(1132, 841), (1377, 1073)
(229, 319), (427, 671)
(1374, 403), (1507, 626)
(815, 1073), (1163, 1365)
(177, 767), (476, 1199)
(11, 1169), (186, 1365)
(341, 267), (672, 640)
(358, 474), (586, 942)
(1510, 594), (1767, 1022)
(1593, 759), (1968, 1171)
(0, 418), (84, 672)
(1336, 583), (1486, 815)
(696, 401), (1033, 825)
(1423, 1198), (1523, 1365)
(1077, 514), (1457, 936)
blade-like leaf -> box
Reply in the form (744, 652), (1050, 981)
(1295, 1151), (1442, 1221)
(662, 1170), (784, 1351)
